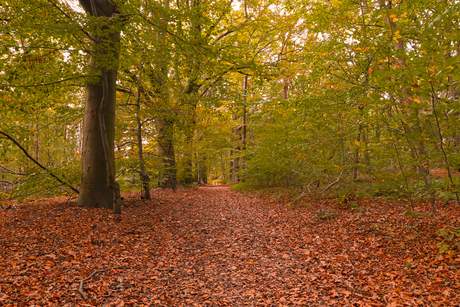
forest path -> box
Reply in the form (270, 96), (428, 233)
(1, 187), (459, 306)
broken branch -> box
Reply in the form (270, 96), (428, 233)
(77, 265), (125, 300)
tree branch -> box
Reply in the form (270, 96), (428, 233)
(47, 0), (93, 39)
(77, 265), (125, 300)
(321, 171), (344, 193)
(0, 165), (25, 175)
(0, 131), (79, 194)
(116, 86), (137, 96)
(0, 76), (97, 89)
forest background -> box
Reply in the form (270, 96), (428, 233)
(1, 0), (460, 212)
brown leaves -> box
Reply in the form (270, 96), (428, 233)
(0, 190), (459, 305)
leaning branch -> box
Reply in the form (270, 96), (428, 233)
(0, 76), (97, 89)
(46, 0), (92, 40)
(321, 171), (344, 193)
(0, 131), (79, 194)
(0, 164), (25, 175)
(116, 86), (137, 96)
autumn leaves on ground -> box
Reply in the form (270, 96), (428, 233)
(1, 187), (459, 307)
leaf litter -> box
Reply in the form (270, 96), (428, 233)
(1, 186), (459, 306)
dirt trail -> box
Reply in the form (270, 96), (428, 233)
(1, 186), (459, 306)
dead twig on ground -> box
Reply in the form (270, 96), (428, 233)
(78, 265), (125, 300)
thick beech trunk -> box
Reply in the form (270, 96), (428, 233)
(77, 71), (118, 209)
(77, 0), (120, 210)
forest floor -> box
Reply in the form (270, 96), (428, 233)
(1, 185), (460, 307)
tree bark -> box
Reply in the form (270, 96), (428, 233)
(197, 153), (207, 185)
(231, 115), (240, 183)
(241, 75), (248, 181)
(156, 117), (178, 190)
(136, 91), (151, 200)
(183, 133), (194, 186)
(77, 0), (120, 210)
(282, 78), (289, 100)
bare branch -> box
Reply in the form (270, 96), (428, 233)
(0, 76), (97, 89)
(0, 131), (79, 194)
(0, 165), (25, 175)
(321, 172), (344, 193)
(78, 266), (125, 300)
(116, 86), (137, 96)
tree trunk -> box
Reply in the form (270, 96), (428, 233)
(156, 117), (178, 190)
(231, 117), (240, 183)
(241, 75), (248, 182)
(182, 86), (199, 186)
(229, 149), (234, 181)
(34, 122), (39, 161)
(283, 78), (289, 100)
(77, 0), (120, 210)
(197, 153), (207, 185)
(77, 75), (118, 208)
(136, 94), (151, 200)
(352, 124), (362, 180)
(379, 0), (428, 177)
(183, 136), (194, 185)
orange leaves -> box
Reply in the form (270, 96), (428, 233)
(393, 30), (402, 43)
(1, 189), (460, 305)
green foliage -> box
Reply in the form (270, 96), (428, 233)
(0, 0), (88, 198)
(235, 0), (460, 210)
(1, 0), (460, 208)
(229, 181), (256, 192)
(436, 227), (460, 254)
(314, 208), (336, 220)
(211, 178), (228, 185)
(12, 162), (80, 201)
(403, 210), (433, 219)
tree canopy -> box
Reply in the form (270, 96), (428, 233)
(1, 0), (459, 212)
